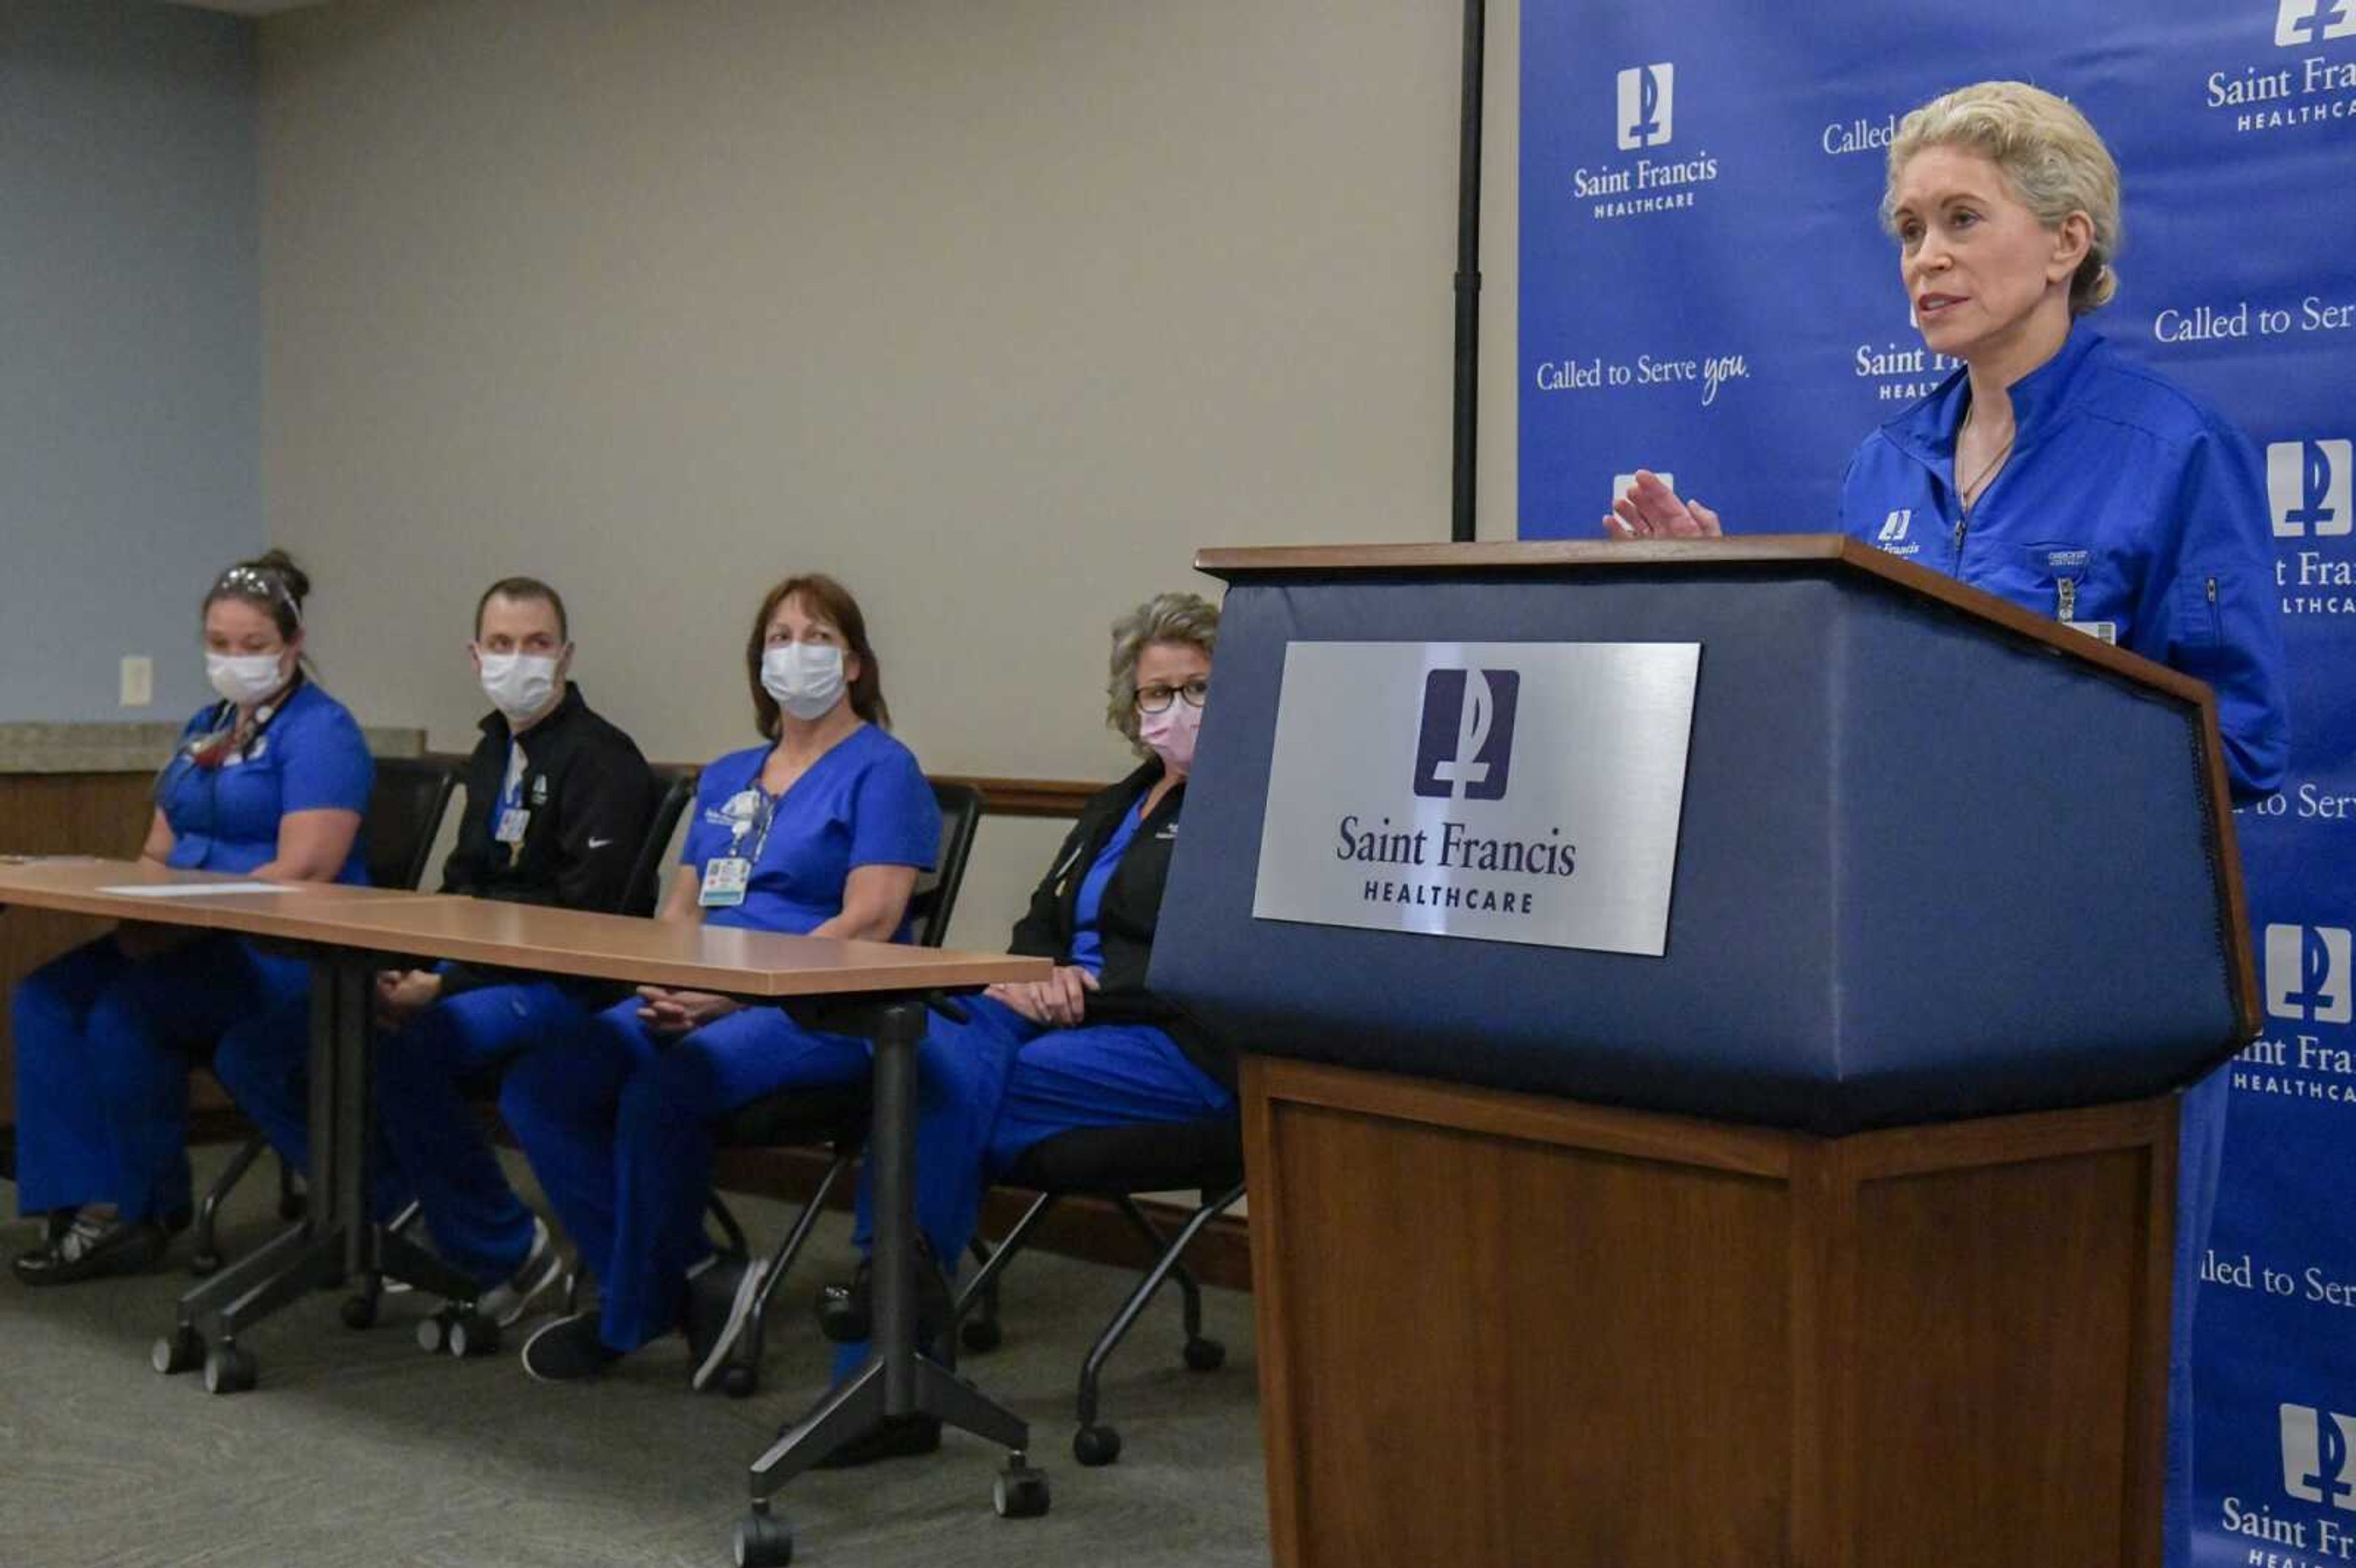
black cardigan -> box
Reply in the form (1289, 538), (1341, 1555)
(1009, 758), (1232, 1090)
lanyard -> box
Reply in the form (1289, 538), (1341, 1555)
(725, 791), (782, 866)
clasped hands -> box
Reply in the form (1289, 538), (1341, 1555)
(635, 986), (743, 1037)
(985, 964), (1096, 1028)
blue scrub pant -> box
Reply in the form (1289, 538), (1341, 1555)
(12, 933), (309, 1223)
(836, 997), (1233, 1378)
(375, 980), (587, 1285)
(209, 982), (410, 1228)
(501, 997), (870, 1353)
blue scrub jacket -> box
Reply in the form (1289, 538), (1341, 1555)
(1838, 321), (2290, 801)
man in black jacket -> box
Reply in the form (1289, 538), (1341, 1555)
(372, 577), (657, 1328)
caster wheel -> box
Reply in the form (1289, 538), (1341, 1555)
(203, 1340), (257, 1395)
(960, 1316), (1003, 1354)
(152, 1325), (204, 1375)
(722, 1363), (758, 1400)
(993, 1459), (1051, 1519)
(1072, 1423), (1122, 1468)
(415, 1312), (452, 1355)
(447, 1313), (500, 1358)
(1183, 1337), (1225, 1373)
(734, 1508), (794, 1566)
(341, 1294), (379, 1331)
(188, 1250), (222, 1278)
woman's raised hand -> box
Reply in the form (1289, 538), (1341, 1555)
(1603, 469), (1723, 539)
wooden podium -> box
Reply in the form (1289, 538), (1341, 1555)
(1243, 1059), (2173, 1566)
(1150, 540), (2257, 1568)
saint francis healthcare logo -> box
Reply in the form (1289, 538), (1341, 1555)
(2279, 0), (2356, 47)
(1414, 669), (1519, 802)
(2266, 923), (2352, 1024)
(2203, 4), (2356, 133)
(1617, 63), (1674, 148)
(2282, 1404), (2356, 1511)
(1576, 67), (1717, 221)
(2271, 440), (2352, 538)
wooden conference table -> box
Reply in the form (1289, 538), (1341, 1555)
(0, 856), (1052, 1553)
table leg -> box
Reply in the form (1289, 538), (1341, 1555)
(153, 950), (476, 1384)
(741, 994), (1039, 1556)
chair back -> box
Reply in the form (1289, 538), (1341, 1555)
(907, 780), (985, 949)
(618, 763), (702, 917)
(366, 755), (460, 891)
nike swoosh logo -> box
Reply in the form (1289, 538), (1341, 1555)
(587, 837), (614, 850)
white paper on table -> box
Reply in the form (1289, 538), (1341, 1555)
(95, 881), (296, 898)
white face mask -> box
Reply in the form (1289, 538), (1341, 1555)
(1138, 698), (1203, 774)
(207, 651), (289, 707)
(761, 642), (847, 722)
(477, 651), (562, 725)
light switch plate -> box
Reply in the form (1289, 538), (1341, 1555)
(120, 656), (153, 707)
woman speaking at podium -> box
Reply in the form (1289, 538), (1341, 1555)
(1605, 79), (2289, 801)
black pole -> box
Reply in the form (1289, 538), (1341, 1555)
(1449, 0), (1487, 543)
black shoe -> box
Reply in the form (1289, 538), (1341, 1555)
(814, 1412), (944, 1469)
(11, 1213), (171, 1286)
(520, 1311), (620, 1383)
(685, 1252), (769, 1393)
(815, 1248), (953, 1345)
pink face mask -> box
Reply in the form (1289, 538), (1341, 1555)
(1139, 698), (1202, 774)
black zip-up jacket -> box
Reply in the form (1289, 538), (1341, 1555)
(1009, 758), (1231, 1090)
(436, 683), (655, 999)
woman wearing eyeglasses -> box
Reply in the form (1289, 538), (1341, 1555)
(10, 550), (375, 1284)
(803, 591), (1236, 1465)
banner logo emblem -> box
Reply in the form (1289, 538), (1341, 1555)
(1879, 509), (1912, 543)
(2270, 439), (2352, 538)
(2282, 1404), (2356, 1511)
(1414, 669), (1520, 802)
(1616, 63), (1676, 150)
(2277, 0), (2356, 47)
(2265, 924), (2354, 1024)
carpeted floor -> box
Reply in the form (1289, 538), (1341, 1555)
(0, 1146), (1269, 1567)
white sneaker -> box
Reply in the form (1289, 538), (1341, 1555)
(479, 1218), (562, 1327)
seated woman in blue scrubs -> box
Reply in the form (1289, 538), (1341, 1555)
(504, 573), (939, 1386)
(10, 551), (374, 1284)
(809, 591), (1236, 1465)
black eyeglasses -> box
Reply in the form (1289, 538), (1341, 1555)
(1136, 678), (1209, 714)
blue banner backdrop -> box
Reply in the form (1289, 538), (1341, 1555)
(1519, 4), (2356, 1562)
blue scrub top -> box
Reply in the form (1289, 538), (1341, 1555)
(155, 678), (376, 883)
(1839, 322), (2290, 798)
(1066, 804), (1146, 975)
(681, 724), (939, 938)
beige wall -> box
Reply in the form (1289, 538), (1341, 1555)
(260, 0), (1520, 947)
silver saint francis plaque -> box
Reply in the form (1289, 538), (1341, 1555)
(1250, 640), (1701, 956)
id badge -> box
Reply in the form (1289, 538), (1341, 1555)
(495, 807), (531, 845)
(701, 856), (752, 907)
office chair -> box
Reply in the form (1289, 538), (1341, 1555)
(950, 1115), (1245, 1467)
(189, 754), (458, 1275)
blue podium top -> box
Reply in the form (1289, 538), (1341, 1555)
(1150, 537), (2254, 1135)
